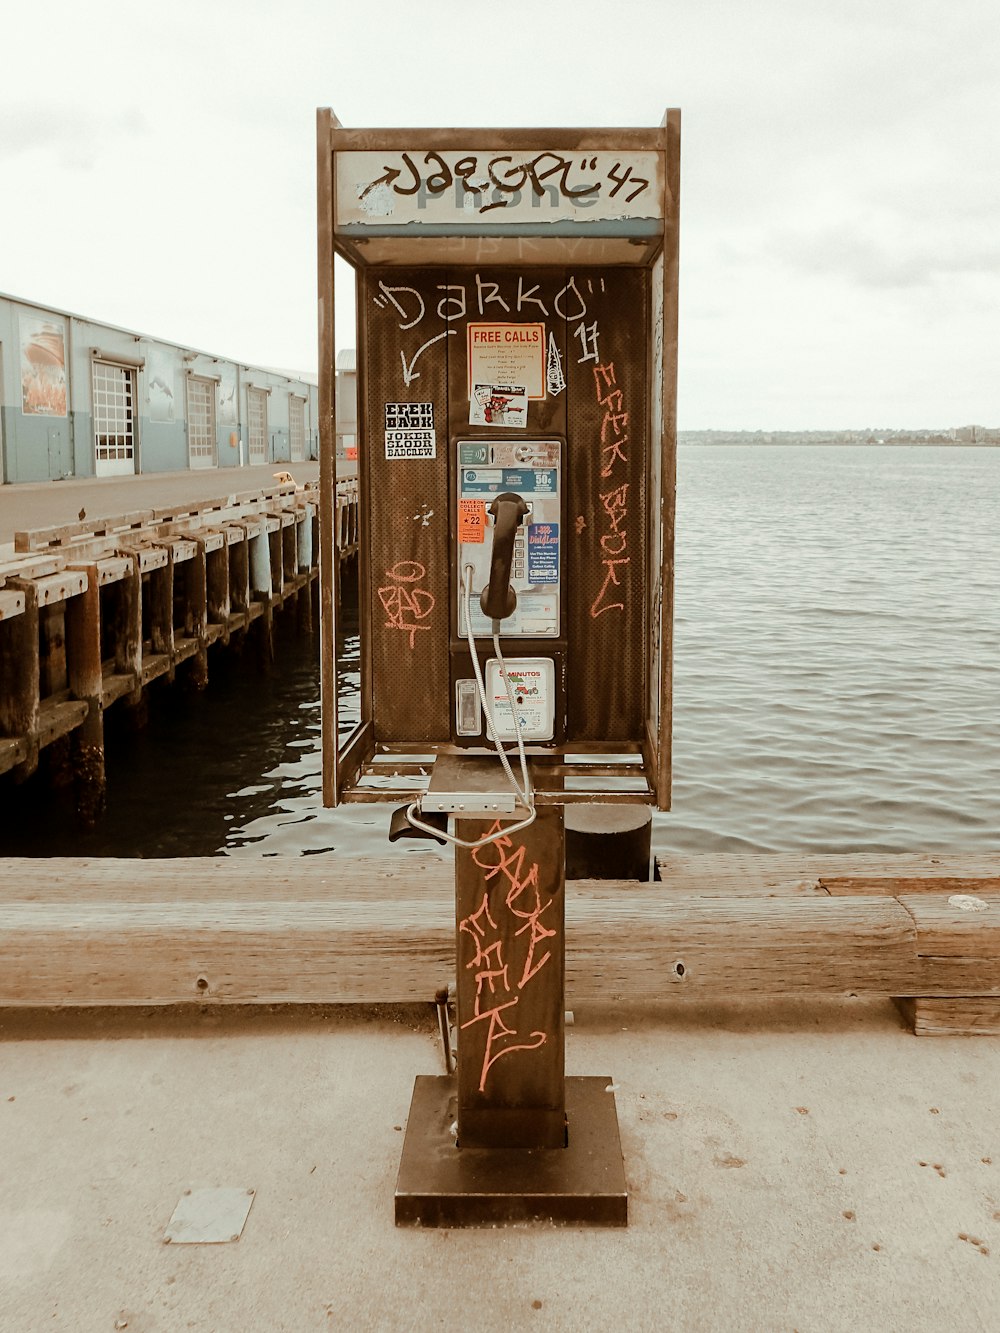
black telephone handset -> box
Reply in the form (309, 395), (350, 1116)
(480, 492), (530, 622)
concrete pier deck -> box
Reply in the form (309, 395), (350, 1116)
(0, 463), (325, 551)
(1, 997), (998, 1331)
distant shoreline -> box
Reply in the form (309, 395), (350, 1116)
(678, 435), (998, 447)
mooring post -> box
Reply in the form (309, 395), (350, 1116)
(565, 804), (653, 881)
(65, 562), (106, 822)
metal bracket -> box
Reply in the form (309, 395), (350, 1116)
(420, 752), (518, 816)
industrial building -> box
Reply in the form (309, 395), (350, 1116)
(0, 292), (318, 485)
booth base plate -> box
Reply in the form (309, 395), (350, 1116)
(394, 1075), (628, 1227)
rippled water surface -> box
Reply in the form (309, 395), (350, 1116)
(670, 445), (998, 852)
(2, 446), (997, 858)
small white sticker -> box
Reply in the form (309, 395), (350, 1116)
(546, 332), (566, 396)
(385, 429), (436, 459)
(469, 383), (527, 429)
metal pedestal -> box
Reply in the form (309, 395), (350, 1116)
(395, 1075), (627, 1227)
(394, 764), (628, 1227)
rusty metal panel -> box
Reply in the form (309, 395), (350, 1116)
(362, 269), (451, 741)
(361, 262), (647, 748)
(566, 268), (647, 740)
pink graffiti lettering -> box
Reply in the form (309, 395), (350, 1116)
(589, 361), (632, 618)
(590, 557), (629, 618)
(377, 560), (435, 647)
(456, 822), (557, 1093)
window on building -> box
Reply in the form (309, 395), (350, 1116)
(187, 376), (216, 468)
(289, 394), (305, 462)
(248, 386), (268, 464)
(93, 360), (137, 476)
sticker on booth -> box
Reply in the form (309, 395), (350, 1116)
(385, 429), (436, 459)
(469, 383), (527, 429)
(458, 498), (487, 543)
(384, 402), (436, 458)
(527, 522), (560, 583)
(468, 324), (545, 400)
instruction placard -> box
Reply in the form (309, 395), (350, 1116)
(468, 324), (545, 400)
(527, 522), (560, 583)
(384, 402), (436, 459)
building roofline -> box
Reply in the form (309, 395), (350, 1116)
(0, 289), (318, 386)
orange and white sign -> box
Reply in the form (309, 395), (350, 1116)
(468, 324), (545, 400)
(458, 498), (487, 543)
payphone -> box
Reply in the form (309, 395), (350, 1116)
(453, 438), (561, 745)
(317, 111), (680, 1227)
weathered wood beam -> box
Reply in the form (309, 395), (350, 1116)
(656, 852), (1000, 896)
(894, 997), (1000, 1036)
(1, 857), (998, 1010)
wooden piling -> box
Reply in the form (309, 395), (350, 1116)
(147, 545), (175, 681)
(0, 579), (40, 779)
(187, 539), (209, 688)
(206, 536), (231, 645)
(65, 561), (106, 822)
(0, 479), (348, 794)
(227, 524), (250, 627)
(116, 551), (143, 705)
(40, 603), (68, 698)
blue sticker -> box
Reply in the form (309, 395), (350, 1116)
(527, 522), (559, 583)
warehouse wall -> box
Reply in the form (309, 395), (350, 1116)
(0, 294), (317, 484)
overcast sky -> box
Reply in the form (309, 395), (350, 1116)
(1, 0), (996, 430)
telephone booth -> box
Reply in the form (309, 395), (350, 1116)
(316, 111), (680, 1225)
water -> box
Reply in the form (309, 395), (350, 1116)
(670, 445), (999, 853)
(1, 445), (997, 858)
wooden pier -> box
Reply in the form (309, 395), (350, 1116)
(0, 479), (359, 803)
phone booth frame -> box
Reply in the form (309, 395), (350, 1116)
(317, 110), (680, 1226)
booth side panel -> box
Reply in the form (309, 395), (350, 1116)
(657, 108), (682, 808)
(646, 252), (665, 782)
(566, 268), (648, 741)
(362, 269), (451, 743)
